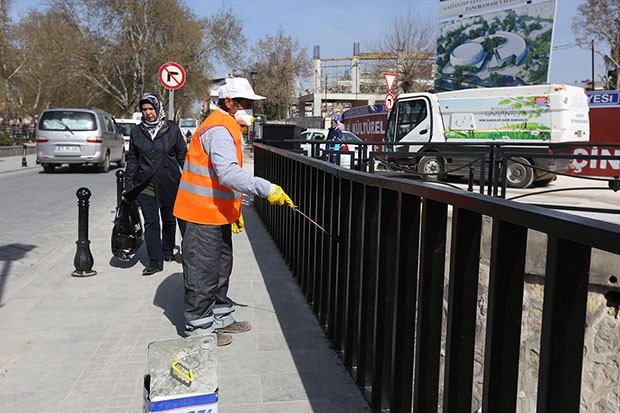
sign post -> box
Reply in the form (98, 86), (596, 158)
(158, 62), (186, 119)
(384, 93), (395, 111)
(384, 72), (397, 111)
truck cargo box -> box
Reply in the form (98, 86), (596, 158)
(436, 84), (589, 143)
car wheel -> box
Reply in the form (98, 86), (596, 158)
(506, 157), (534, 188)
(418, 155), (445, 181)
(99, 152), (110, 173)
(42, 164), (55, 173)
(117, 150), (126, 168)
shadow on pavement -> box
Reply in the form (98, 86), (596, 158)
(153, 272), (186, 336)
(0, 243), (36, 306)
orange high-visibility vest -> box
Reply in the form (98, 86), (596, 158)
(173, 110), (243, 225)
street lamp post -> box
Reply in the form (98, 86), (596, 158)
(249, 68), (258, 142)
(250, 68), (257, 89)
(591, 40), (595, 91)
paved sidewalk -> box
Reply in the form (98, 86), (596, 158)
(0, 151), (39, 173)
(0, 153), (370, 412)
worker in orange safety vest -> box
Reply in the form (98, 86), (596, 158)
(173, 77), (294, 346)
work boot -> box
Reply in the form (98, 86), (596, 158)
(216, 321), (252, 334)
(216, 332), (233, 347)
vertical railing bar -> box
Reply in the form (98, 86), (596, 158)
(443, 207), (482, 413)
(536, 237), (591, 413)
(413, 199), (448, 413)
(482, 220), (527, 413)
(361, 186), (380, 406)
(375, 188), (400, 411)
(392, 193), (420, 412)
(347, 182), (365, 382)
(336, 178), (352, 357)
(326, 175), (340, 339)
(319, 173), (333, 328)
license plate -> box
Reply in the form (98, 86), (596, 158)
(56, 145), (80, 152)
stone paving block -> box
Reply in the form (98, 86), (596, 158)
(217, 373), (263, 405)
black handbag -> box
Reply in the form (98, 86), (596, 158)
(111, 199), (144, 260)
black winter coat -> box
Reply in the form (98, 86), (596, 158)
(124, 120), (187, 207)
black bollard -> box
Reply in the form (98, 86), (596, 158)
(21, 144), (28, 167)
(72, 187), (97, 277)
(116, 169), (125, 207)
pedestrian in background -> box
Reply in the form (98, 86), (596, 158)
(327, 118), (343, 163)
(174, 77), (294, 346)
(124, 93), (188, 276)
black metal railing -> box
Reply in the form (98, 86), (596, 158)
(252, 142), (620, 413)
(258, 138), (620, 200)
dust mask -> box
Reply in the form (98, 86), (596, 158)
(234, 108), (254, 126)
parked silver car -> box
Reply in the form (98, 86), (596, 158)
(36, 107), (125, 173)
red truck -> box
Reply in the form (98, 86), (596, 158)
(570, 90), (620, 177)
(341, 103), (387, 143)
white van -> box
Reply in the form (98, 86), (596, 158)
(35, 107), (126, 173)
(115, 118), (141, 151)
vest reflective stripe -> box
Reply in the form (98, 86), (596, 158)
(174, 110), (244, 225)
(184, 160), (215, 178)
(178, 179), (241, 200)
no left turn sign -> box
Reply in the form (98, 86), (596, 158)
(385, 93), (395, 111)
(158, 62), (186, 90)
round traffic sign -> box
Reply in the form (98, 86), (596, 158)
(158, 62), (186, 90)
(385, 92), (395, 111)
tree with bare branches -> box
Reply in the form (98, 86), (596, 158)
(249, 28), (310, 121)
(368, 8), (436, 94)
(8, 0), (245, 120)
(572, 0), (620, 89)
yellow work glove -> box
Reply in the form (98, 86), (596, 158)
(231, 214), (244, 234)
(266, 185), (294, 208)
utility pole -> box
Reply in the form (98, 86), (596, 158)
(591, 40), (595, 91)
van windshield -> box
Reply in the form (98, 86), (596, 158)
(117, 123), (136, 136)
(39, 111), (97, 131)
(385, 99), (427, 143)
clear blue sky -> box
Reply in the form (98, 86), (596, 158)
(10, 0), (602, 85)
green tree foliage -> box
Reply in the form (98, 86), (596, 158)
(0, 130), (13, 146)
(7, 0), (245, 120)
(572, 0), (620, 89)
(249, 28), (309, 121)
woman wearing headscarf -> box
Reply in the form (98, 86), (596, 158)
(123, 93), (188, 275)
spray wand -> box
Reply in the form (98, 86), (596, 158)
(292, 206), (338, 242)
